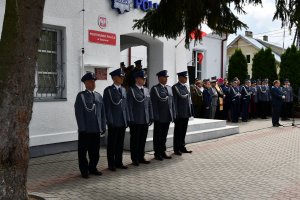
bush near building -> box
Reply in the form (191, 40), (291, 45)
(228, 49), (248, 82)
(252, 48), (278, 83)
(279, 45), (300, 98)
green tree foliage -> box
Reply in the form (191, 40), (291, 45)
(274, 0), (300, 41)
(228, 49), (248, 82)
(133, 0), (262, 47)
(252, 49), (264, 80)
(252, 48), (278, 83)
(279, 45), (300, 91)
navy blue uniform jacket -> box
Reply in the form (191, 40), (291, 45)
(271, 86), (284, 106)
(172, 82), (193, 119)
(150, 84), (176, 123)
(103, 85), (130, 127)
(75, 90), (106, 133)
(127, 85), (154, 124)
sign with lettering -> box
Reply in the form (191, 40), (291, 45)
(134, 0), (159, 11)
(111, 0), (158, 14)
(88, 30), (116, 46)
(111, 0), (131, 14)
(95, 68), (108, 80)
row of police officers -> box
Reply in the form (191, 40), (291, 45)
(75, 69), (193, 178)
(190, 77), (294, 123)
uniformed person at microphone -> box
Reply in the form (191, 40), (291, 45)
(103, 68), (129, 171)
(172, 71), (193, 155)
(150, 70), (176, 161)
(74, 72), (106, 178)
(271, 80), (285, 127)
(127, 70), (153, 166)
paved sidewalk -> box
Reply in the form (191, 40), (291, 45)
(28, 119), (300, 200)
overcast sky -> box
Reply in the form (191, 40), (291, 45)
(228, 0), (297, 48)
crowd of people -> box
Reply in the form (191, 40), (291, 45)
(74, 60), (298, 179)
(190, 77), (296, 125)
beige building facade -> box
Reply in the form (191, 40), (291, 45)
(227, 31), (282, 77)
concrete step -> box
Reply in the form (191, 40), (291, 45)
(123, 119), (239, 151)
(147, 118), (226, 138)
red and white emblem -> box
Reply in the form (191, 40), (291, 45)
(98, 15), (107, 29)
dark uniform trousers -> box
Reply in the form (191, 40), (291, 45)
(153, 121), (170, 157)
(173, 118), (189, 152)
(260, 101), (269, 118)
(241, 99), (250, 121)
(231, 100), (240, 123)
(272, 104), (281, 125)
(271, 86), (284, 125)
(130, 124), (148, 162)
(107, 126), (126, 168)
(78, 132), (100, 175)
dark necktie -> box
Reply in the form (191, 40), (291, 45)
(118, 88), (122, 96)
(90, 91), (95, 103)
(164, 86), (168, 95)
(140, 88), (144, 96)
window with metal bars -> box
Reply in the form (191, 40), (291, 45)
(192, 50), (203, 80)
(34, 27), (65, 101)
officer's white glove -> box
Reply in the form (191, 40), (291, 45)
(282, 95), (286, 99)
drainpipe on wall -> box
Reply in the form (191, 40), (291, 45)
(221, 33), (228, 78)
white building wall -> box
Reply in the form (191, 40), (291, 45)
(0, 0), (225, 147)
(186, 34), (227, 80)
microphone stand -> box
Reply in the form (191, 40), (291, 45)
(291, 93), (299, 128)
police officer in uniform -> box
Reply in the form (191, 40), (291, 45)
(74, 72), (106, 178)
(250, 80), (258, 119)
(190, 79), (204, 118)
(241, 80), (252, 122)
(203, 79), (212, 119)
(208, 77), (218, 119)
(257, 79), (271, 119)
(221, 79), (231, 121)
(230, 80), (241, 123)
(172, 71), (193, 155)
(215, 78), (225, 120)
(150, 70), (176, 161)
(127, 60), (143, 87)
(103, 68), (129, 171)
(281, 79), (293, 120)
(127, 70), (153, 166)
(256, 79), (262, 117)
(271, 80), (285, 127)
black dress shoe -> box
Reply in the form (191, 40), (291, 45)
(81, 173), (89, 179)
(174, 151), (182, 156)
(154, 156), (163, 161)
(277, 123), (283, 126)
(108, 167), (116, 171)
(116, 165), (128, 169)
(132, 161), (139, 166)
(139, 159), (150, 164)
(90, 170), (102, 176)
(181, 149), (193, 153)
(273, 124), (279, 127)
(162, 153), (172, 159)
